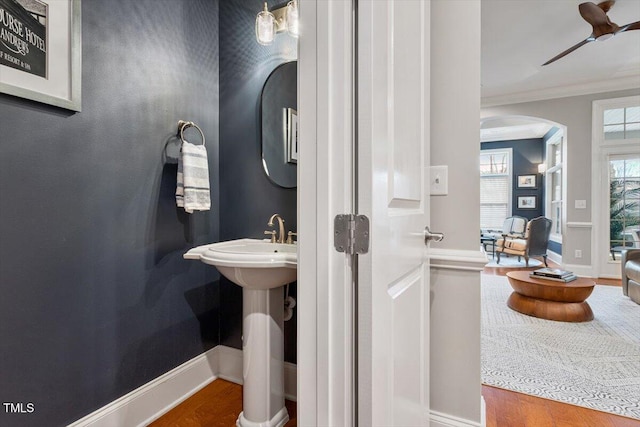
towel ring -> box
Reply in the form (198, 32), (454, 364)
(177, 120), (206, 146)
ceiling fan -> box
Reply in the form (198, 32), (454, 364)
(542, 0), (640, 66)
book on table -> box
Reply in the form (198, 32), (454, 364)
(531, 267), (574, 279)
(529, 273), (577, 283)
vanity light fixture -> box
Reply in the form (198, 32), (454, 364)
(538, 163), (547, 174)
(255, 3), (277, 45)
(286, 0), (299, 38)
(255, 1), (299, 45)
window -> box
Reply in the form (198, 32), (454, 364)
(604, 107), (640, 140)
(609, 155), (640, 255)
(480, 148), (512, 230)
(544, 131), (564, 240)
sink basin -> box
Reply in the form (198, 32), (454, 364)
(184, 238), (297, 289)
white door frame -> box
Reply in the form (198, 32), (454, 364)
(298, 1), (355, 425)
(591, 95), (640, 278)
(298, 1), (486, 426)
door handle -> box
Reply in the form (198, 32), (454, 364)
(424, 226), (444, 244)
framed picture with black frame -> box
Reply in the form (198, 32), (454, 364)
(517, 174), (537, 189)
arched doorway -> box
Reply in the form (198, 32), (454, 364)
(480, 115), (568, 264)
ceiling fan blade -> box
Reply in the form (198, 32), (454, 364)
(597, 0), (615, 13)
(617, 20), (640, 33)
(542, 38), (592, 66)
(579, 2), (610, 27)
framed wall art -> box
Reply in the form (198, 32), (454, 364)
(285, 107), (298, 164)
(0, 0), (81, 111)
(517, 174), (536, 189)
(518, 196), (537, 209)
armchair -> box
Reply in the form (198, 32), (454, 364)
(496, 216), (552, 267)
(621, 249), (640, 304)
(481, 216), (527, 253)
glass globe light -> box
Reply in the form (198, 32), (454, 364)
(256, 3), (276, 45)
(286, 0), (299, 38)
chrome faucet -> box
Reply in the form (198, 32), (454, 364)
(267, 214), (286, 244)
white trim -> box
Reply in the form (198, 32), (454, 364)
(598, 272), (623, 280)
(430, 248), (488, 272)
(214, 345), (298, 402)
(547, 249), (562, 266)
(481, 75), (640, 108)
(429, 409), (482, 427)
(543, 127), (565, 242)
(283, 363), (298, 403)
(298, 1), (355, 426)
(68, 347), (218, 427)
(566, 222), (593, 228)
(591, 95), (640, 278)
(481, 396), (486, 427)
(215, 344), (243, 384)
(297, 0), (318, 423)
(67, 346), (298, 427)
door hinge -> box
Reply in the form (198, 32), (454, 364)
(334, 214), (370, 254)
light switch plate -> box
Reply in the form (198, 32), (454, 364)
(430, 165), (448, 196)
(575, 200), (587, 209)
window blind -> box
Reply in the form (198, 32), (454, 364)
(481, 175), (509, 229)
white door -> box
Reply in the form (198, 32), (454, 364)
(357, 1), (431, 425)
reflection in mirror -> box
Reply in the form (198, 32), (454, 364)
(261, 61), (297, 188)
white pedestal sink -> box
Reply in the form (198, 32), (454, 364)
(184, 239), (297, 427)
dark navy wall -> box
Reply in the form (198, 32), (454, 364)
(219, 0), (298, 363)
(548, 240), (562, 255)
(0, 1), (220, 426)
(482, 139), (544, 220)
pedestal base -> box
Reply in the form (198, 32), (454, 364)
(237, 406), (289, 427)
(238, 287), (289, 426)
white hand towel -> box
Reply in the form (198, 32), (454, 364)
(176, 140), (211, 213)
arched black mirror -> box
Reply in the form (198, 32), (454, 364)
(260, 61), (297, 188)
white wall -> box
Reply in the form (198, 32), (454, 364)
(482, 88), (640, 272)
(430, 0), (482, 425)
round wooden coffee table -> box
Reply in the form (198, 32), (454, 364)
(506, 271), (595, 322)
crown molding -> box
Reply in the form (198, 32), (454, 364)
(481, 75), (640, 108)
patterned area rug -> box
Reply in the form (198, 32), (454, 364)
(482, 274), (640, 419)
(484, 255), (543, 268)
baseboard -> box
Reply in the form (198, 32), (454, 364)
(547, 250), (562, 265)
(68, 347), (218, 427)
(215, 345), (244, 384)
(284, 362), (298, 402)
(430, 409), (482, 427)
(215, 345), (298, 402)
(68, 346), (298, 427)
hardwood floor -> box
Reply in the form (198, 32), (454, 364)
(151, 260), (633, 426)
(150, 379), (296, 427)
(483, 385), (640, 427)
(151, 379), (640, 426)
